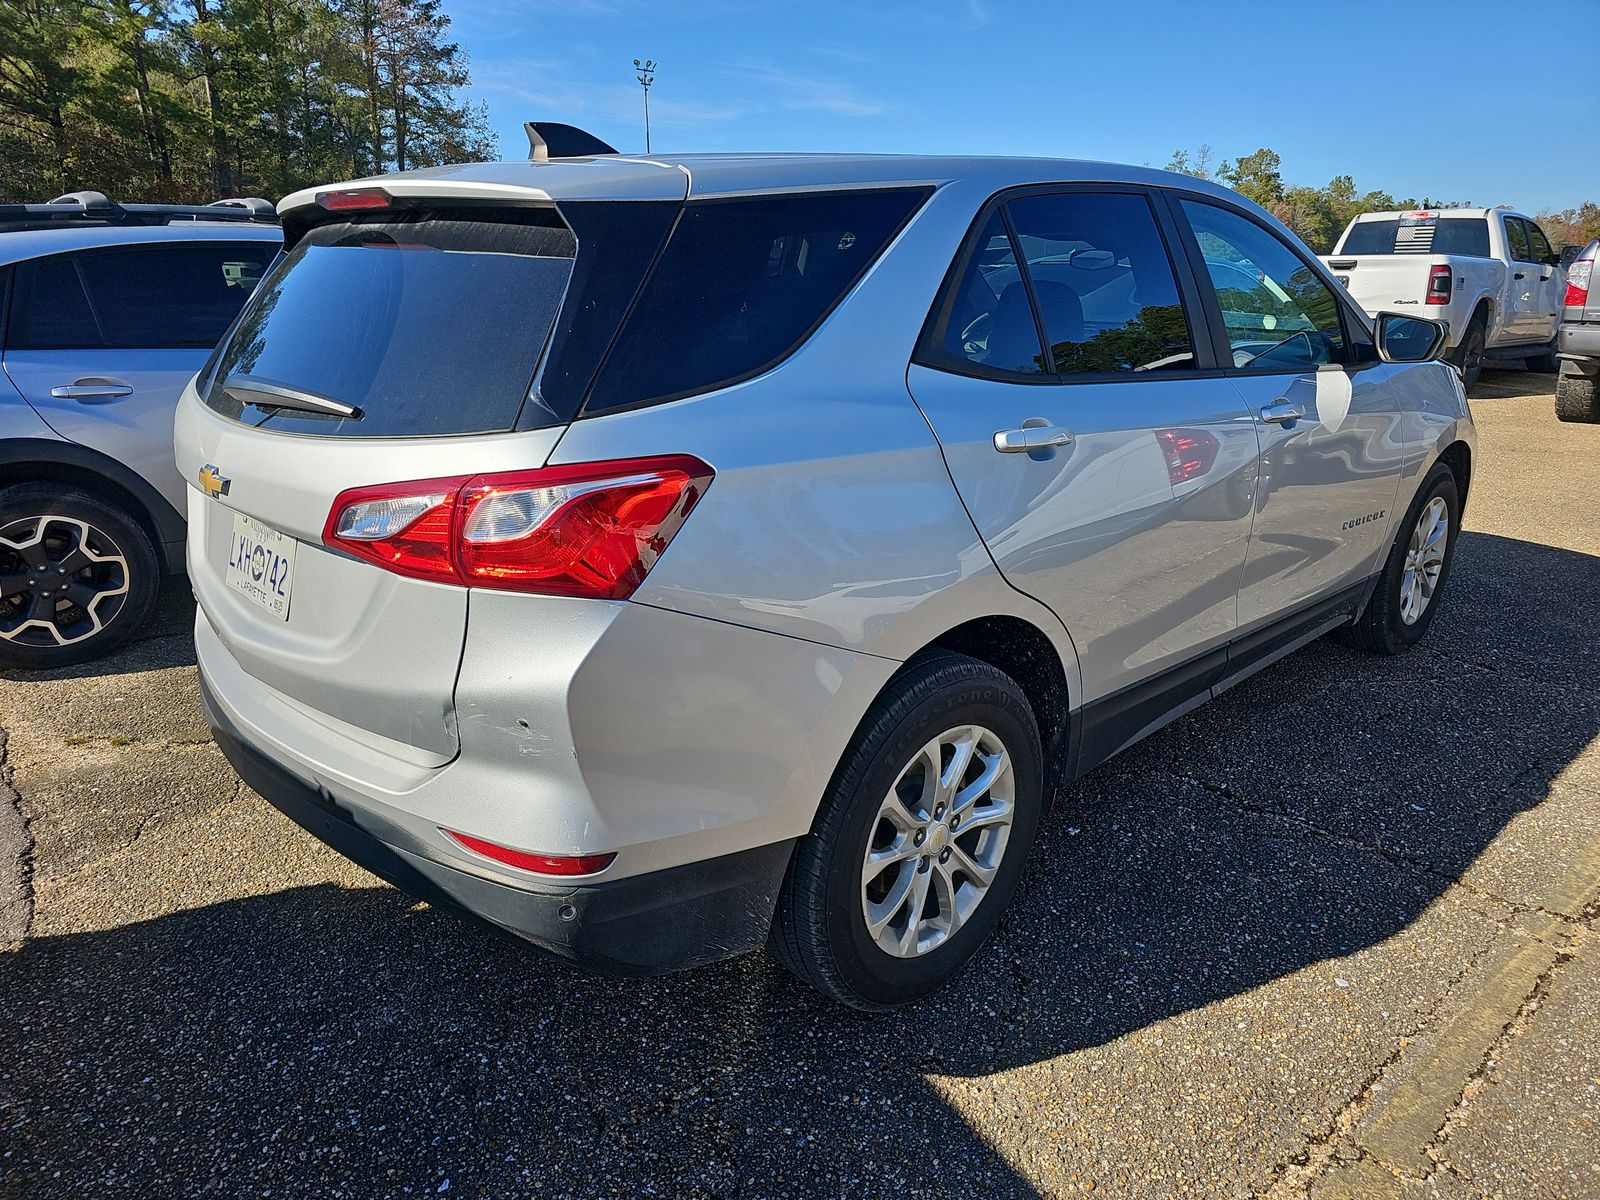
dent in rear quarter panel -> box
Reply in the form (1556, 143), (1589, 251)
(452, 589), (897, 878)
(565, 601), (893, 870)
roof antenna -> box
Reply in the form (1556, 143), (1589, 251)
(524, 122), (619, 161)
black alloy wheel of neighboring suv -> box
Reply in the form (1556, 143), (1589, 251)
(0, 484), (160, 669)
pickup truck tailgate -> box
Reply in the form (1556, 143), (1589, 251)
(1322, 254), (1437, 314)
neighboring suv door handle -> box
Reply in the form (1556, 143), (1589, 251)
(1259, 400), (1305, 426)
(49, 378), (134, 401)
(994, 424), (1074, 454)
(1513, 272), (1526, 280)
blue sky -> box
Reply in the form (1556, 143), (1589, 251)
(449, 0), (1600, 214)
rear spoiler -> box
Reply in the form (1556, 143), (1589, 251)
(0, 190), (279, 233)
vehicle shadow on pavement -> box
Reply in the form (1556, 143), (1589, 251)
(1471, 365), (1551, 401)
(3, 530), (1598, 1198)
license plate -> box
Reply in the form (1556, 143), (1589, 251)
(224, 511), (297, 621)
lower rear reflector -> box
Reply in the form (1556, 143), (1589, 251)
(444, 829), (616, 877)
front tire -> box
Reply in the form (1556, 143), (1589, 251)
(0, 484), (159, 669)
(770, 651), (1043, 1009)
(1340, 462), (1460, 655)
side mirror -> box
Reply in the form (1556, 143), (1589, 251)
(1374, 312), (1447, 364)
(1544, 251), (1563, 268)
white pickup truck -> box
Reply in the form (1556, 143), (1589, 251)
(1321, 207), (1564, 389)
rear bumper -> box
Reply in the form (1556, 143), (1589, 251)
(201, 672), (795, 975)
(1558, 322), (1600, 366)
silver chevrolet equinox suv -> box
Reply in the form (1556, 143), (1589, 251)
(179, 146), (1475, 1008)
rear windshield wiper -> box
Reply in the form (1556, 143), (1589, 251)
(223, 374), (363, 420)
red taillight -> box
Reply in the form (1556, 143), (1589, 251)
(323, 455), (714, 599)
(455, 458), (712, 598)
(1425, 264), (1452, 305)
(316, 187), (392, 211)
(1565, 257), (1593, 307)
(321, 476), (463, 584)
(444, 829), (615, 877)
(1156, 429), (1219, 486)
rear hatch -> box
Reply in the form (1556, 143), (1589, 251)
(177, 165), (688, 761)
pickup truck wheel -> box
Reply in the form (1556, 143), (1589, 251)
(770, 651), (1043, 1009)
(1526, 341), (1560, 374)
(1451, 317), (1487, 392)
(1555, 372), (1600, 423)
(0, 484), (159, 669)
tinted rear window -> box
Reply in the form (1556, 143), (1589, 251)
(82, 243), (275, 347)
(10, 242), (274, 350)
(204, 208), (575, 438)
(1339, 217), (1491, 258)
(584, 188), (928, 414)
(8, 256), (100, 348)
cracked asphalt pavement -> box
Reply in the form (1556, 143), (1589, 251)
(3, 369), (1599, 1198)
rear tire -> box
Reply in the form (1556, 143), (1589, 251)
(1451, 313), (1488, 392)
(0, 484), (159, 669)
(1340, 462), (1460, 655)
(1555, 371), (1600, 423)
(770, 651), (1043, 1009)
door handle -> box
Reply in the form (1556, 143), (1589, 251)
(1259, 401), (1305, 426)
(50, 379), (133, 401)
(1514, 272), (1526, 280)
(994, 425), (1074, 454)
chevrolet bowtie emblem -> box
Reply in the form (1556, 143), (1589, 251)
(198, 465), (230, 499)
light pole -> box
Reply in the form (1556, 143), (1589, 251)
(632, 58), (656, 154)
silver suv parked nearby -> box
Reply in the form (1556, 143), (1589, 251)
(0, 193), (281, 666)
(180, 151), (1475, 1008)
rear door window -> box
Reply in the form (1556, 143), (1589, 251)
(78, 242), (276, 347)
(9, 242), (275, 351)
(1505, 217), (1534, 263)
(919, 210), (1049, 377)
(584, 188), (928, 414)
(8, 256), (103, 348)
(916, 190), (1196, 379)
(205, 208), (576, 438)
(1003, 191), (1195, 375)
(1527, 221), (1554, 264)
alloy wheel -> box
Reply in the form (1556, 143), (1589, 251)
(1399, 496), (1449, 626)
(0, 514), (131, 648)
(861, 724), (1014, 958)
